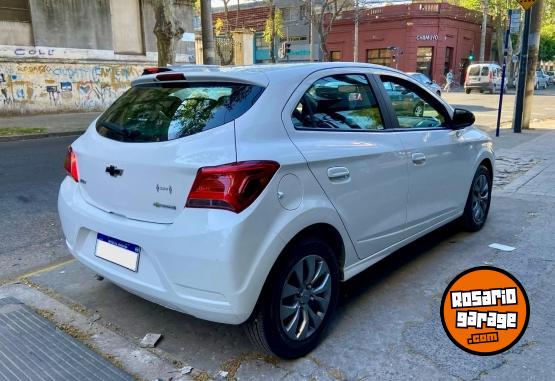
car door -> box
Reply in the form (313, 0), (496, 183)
(375, 74), (473, 234)
(282, 69), (408, 259)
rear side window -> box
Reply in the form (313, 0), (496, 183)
(292, 74), (385, 131)
(96, 82), (264, 142)
(481, 66), (489, 76)
(468, 66), (480, 76)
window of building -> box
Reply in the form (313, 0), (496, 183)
(416, 47), (434, 79)
(367, 49), (392, 67)
(110, 0), (144, 54)
(330, 51), (342, 62)
(0, 0), (30, 22)
(0, 0), (33, 45)
(292, 74), (385, 131)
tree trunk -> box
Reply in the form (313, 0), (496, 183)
(479, 0), (488, 61)
(522, 0), (545, 129)
(268, 6), (276, 63)
(318, 23), (329, 62)
(153, 0), (185, 67)
(235, 0), (240, 29)
(200, 0), (216, 64)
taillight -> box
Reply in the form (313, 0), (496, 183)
(64, 146), (79, 182)
(489, 71), (493, 83)
(186, 161), (280, 213)
(156, 73), (186, 81)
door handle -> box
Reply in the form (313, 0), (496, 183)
(411, 152), (426, 165)
(327, 167), (350, 180)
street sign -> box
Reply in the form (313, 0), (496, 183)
(510, 9), (521, 34)
(517, 0), (536, 10)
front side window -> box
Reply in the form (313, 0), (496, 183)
(292, 74), (385, 131)
(97, 82), (264, 142)
(380, 76), (447, 129)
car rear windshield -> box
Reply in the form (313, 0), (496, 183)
(468, 66), (480, 76)
(96, 82), (264, 142)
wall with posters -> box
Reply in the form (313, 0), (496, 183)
(0, 61), (143, 115)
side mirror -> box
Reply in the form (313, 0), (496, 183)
(452, 108), (475, 129)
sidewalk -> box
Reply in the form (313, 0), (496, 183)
(0, 112), (100, 141)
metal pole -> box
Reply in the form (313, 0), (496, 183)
(513, 8), (531, 133)
(354, 0), (359, 62)
(309, 0), (314, 61)
(495, 9), (511, 137)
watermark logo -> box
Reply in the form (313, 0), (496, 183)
(440, 266), (529, 355)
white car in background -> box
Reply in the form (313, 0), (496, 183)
(58, 63), (494, 358)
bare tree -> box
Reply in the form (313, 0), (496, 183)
(305, 0), (351, 61)
(153, 0), (185, 67)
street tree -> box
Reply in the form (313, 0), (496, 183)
(539, 24), (555, 61)
(153, 0), (186, 67)
(262, 1), (284, 63)
(305, 0), (351, 62)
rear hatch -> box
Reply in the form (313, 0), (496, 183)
(467, 65), (487, 85)
(72, 80), (264, 224)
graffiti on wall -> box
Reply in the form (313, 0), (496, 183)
(0, 62), (143, 114)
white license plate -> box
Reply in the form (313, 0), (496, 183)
(95, 233), (140, 272)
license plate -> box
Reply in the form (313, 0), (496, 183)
(95, 233), (140, 272)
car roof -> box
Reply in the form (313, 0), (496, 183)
(132, 62), (406, 87)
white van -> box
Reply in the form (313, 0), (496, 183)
(465, 63), (506, 94)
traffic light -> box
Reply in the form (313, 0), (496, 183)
(468, 51), (475, 62)
(284, 42), (291, 55)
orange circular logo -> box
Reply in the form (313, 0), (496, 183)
(440, 266), (529, 356)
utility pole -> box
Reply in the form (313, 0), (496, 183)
(479, 0), (488, 62)
(353, 0), (359, 62)
(521, 0), (544, 129)
(200, 0), (216, 65)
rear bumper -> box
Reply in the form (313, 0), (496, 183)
(465, 82), (493, 91)
(58, 177), (286, 324)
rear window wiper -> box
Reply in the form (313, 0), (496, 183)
(98, 121), (130, 138)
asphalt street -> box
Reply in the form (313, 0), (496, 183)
(0, 136), (75, 280)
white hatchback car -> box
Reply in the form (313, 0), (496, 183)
(58, 63), (494, 358)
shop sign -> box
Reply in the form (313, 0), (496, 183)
(416, 34), (439, 41)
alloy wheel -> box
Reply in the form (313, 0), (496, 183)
(280, 255), (331, 341)
(471, 174), (489, 224)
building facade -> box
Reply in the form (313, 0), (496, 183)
(0, 0), (195, 115)
(326, 3), (493, 84)
(211, 0), (322, 64)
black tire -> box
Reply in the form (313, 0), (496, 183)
(465, 88), (471, 94)
(461, 165), (492, 232)
(244, 237), (340, 359)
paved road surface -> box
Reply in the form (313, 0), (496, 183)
(0, 136), (75, 280)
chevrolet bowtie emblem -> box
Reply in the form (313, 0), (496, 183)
(105, 165), (124, 177)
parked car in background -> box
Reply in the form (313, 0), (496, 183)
(546, 71), (555, 85)
(58, 63), (494, 359)
(465, 63), (505, 94)
(537, 70), (550, 87)
(407, 72), (442, 96)
(514, 71), (549, 90)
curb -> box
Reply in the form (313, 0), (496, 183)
(0, 129), (84, 143)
